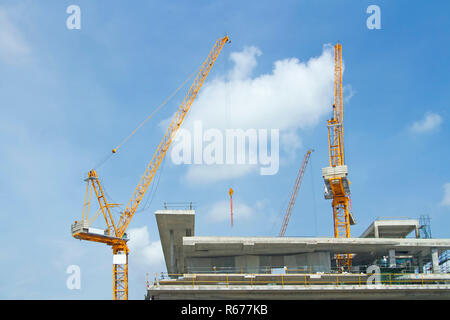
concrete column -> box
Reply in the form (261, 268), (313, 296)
(284, 255), (297, 274)
(431, 248), (440, 274)
(374, 224), (379, 238)
(235, 256), (259, 273)
(415, 226), (420, 239)
(389, 249), (396, 268)
(169, 229), (175, 274)
(417, 255), (424, 273)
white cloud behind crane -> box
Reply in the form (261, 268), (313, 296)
(170, 44), (336, 184)
(0, 7), (31, 64)
(128, 226), (165, 270)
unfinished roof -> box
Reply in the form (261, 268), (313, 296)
(154, 210), (448, 271)
(360, 218), (420, 239)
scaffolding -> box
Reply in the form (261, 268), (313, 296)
(419, 215), (432, 239)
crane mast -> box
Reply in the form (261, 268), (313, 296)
(322, 43), (355, 270)
(279, 149), (313, 237)
(71, 36), (229, 300)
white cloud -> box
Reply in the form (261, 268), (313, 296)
(441, 183), (450, 207)
(228, 46), (262, 80)
(188, 44), (334, 131)
(186, 163), (257, 184)
(206, 199), (257, 223)
(410, 112), (442, 134)
(280, 130), (303, 161)
(343, 84), (355, 103)
(0, 8), (31, 64)
(128, 226), (165, 270)
(169, 44), (336, 183)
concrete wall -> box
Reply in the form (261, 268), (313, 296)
(155, 210), (194, 275)
(185, 252), (331, 273)
(284, 252), (331, 272)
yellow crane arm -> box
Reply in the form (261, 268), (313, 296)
(84, 170), (118, 236)
(279, 149), (313, 237)
(115, 36), (230, 237)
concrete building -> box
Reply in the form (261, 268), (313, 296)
(147, 209), (450, 300)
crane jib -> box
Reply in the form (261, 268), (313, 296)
(73, 36), (230, 300)
(115, 36), (229, 237)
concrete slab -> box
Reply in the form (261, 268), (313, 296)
(147, 284), (450, 300)
(183, 236), (450, 258)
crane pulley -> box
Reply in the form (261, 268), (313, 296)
(71, 35), (230, 300)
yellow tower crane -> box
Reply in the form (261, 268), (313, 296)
(71, 36), (230, 300)
(322, 43), (356, 270)
(279, 149), (313, 237)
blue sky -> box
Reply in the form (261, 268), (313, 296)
(0, 0), (449, 299)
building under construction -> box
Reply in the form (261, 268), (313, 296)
(71, 36), (450, 300)
(144, 42), (450, 300)
(145, 43), (450, 300)
(146, 209), (450, 299)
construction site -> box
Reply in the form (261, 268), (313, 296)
(146, 208), (450, 299)
(70, 36), (450, 300)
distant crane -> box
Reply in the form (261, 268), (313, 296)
(419, 215), (432, 239)
(229, 188), (234, 227)
(322, 43), (356, 270)
(279, 149), (313, 237)
(71, 36), (230, 300)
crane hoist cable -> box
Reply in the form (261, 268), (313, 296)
(223, 50), (235, 229)
(111, 67), (200, 154)
(309, 151), (318, 236)
(137, 153), (167, 214)
(92, 65), (202, 170)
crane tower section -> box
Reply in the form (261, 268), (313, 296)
(322, 44), (355, 270)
